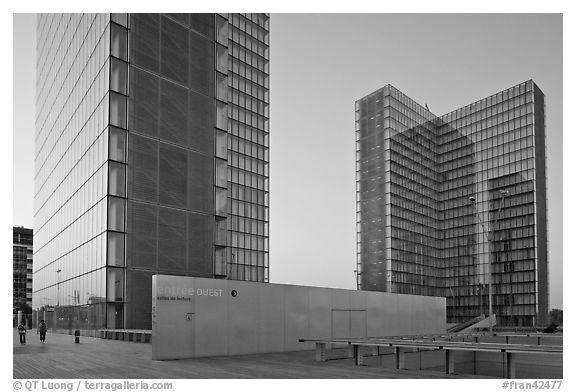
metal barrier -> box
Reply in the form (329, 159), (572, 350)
(99, 329), (152, 343)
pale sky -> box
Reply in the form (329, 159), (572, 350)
(268, 14), (563, 310)
(12, 13), (563, 310)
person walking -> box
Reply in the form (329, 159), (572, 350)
(17, 320), (26, 344)
(37, 319), (47, 343)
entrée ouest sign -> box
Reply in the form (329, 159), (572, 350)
(156, 286), (225, 301)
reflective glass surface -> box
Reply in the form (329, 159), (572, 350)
(35, 13), (270, 331)
(356, 81), (548, 326)
(34, 14), (112, 334)
(226, 14), (270, 282)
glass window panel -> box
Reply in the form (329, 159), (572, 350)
(215, 187), (227, 216)
(216, 15), (228, 45)
(107, 196), (125, 232)
(215, 158), (227, 188)
(125, 270), (153, 329)
(216, 101), (227, 130)
(216, 72), (227, 101)
(107, 303), (124, 329)
(214, 247), (226, 276)
(106, 268), (125, 302)
(109, 126), (126, 162)
(216, 44), (227, 75)
(111, 13), (128, 27)
(215, 129), (227, 158)
(215, 218), (227, 246)
(107, 231), (125, 267)
(108, 161), (126, 197)
(110, 57), (128, 95)
(110, 92), (127, 129)
(111, 24), (128, 61)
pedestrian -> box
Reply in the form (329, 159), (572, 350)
(37, 319), (47, 343)
(18, 320), (26, 344)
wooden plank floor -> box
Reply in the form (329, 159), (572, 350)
(13, 330), (558, 379)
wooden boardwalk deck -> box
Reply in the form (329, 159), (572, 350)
(13, 329), (492, 379)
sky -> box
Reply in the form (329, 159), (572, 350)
(12, 13), (563, 310)
(268, 13), (563, 309)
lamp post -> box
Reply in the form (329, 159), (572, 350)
(469, 190), (508, 332)
(448, 286), (455, 323)
(56, 269), (62, 307)
(353, 269), (361, 290)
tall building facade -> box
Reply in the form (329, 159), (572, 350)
(355, 81), (548, 326)
(33, 13), (269, 331)
(14, 227), (34, 312)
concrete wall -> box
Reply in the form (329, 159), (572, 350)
(152, 275), (446, 360)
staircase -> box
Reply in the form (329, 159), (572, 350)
(447, 314), (489, 333)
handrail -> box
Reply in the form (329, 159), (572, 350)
(298, 337), (563, 353)
(300, 335), (562, 378)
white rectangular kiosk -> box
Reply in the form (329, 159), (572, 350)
(152, 275), (446, 360)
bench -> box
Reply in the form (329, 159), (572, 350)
(99, 329), (152, 343)
(491, 333), (562, 346)
(358, 332), (562, 347)
(299, 336), (563, 378)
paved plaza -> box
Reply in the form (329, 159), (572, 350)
(13, 329), (483, 379)
(13, 329), (561, 379)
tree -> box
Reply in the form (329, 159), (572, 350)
(14, 303), (32, 315)
(549, 308), (563, 325)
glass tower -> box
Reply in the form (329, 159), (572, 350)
(355, 81), (548, 327)
(14, 227), (34, 313)
(33, 14), (269, 332)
